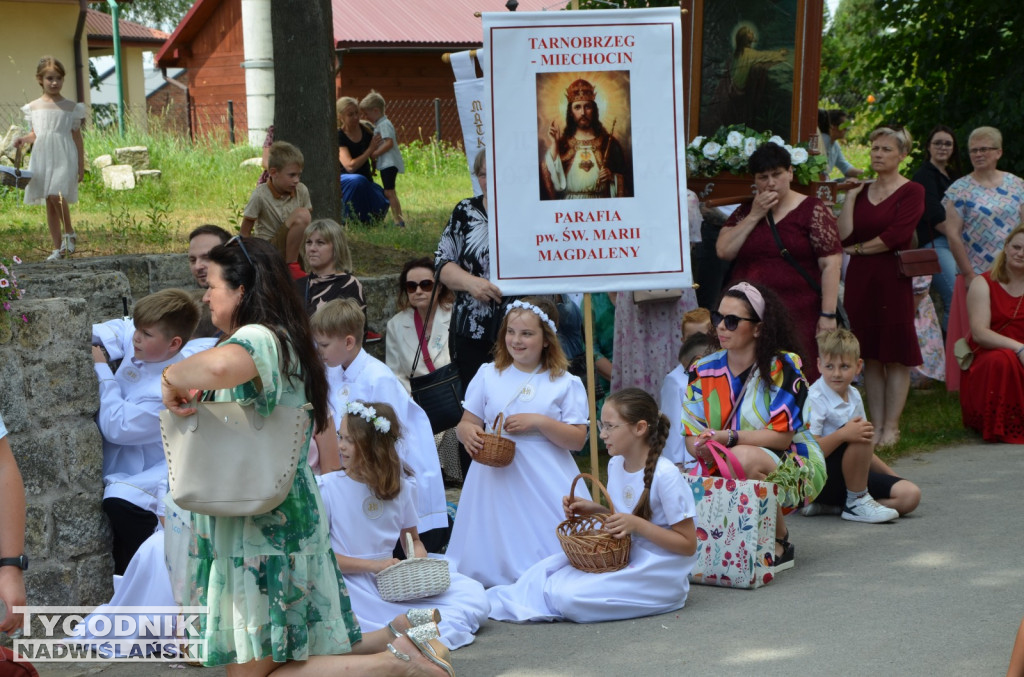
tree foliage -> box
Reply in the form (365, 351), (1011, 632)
(821, 0), (1024, 174)
(93, 0), (193, 31)
(819, 0), (883, 113)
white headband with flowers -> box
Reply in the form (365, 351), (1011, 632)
(506, 300), (556, 332)
(345, 401), (391, 433)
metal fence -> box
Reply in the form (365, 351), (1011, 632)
(1, 96), (467, 150)
(385, 98), (463, 146)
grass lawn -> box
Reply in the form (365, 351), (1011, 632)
(0, 124), (976, 462)
(0, 125), (471, 274)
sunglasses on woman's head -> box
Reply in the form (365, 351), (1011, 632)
(405, 279), (435, 293)
(226, 235), (254, 267)
(711, 311), (757, 331)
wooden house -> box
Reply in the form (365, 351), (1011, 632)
(1, 0), (166, 131)
(155, 0), (566, 145)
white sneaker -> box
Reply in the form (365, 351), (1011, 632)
(64, 232), (77, 253)
(46, 249), (62, 261)
(800, 502), (842, 517)
(841, 494), (899, 523)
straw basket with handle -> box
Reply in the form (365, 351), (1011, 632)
(0, 147), (32, 190)
(375, 532), (451, 603)
(557, 473), (632, 573)
(474, 412), (516, 468)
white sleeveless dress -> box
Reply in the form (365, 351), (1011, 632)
(22, 99), (86, 205)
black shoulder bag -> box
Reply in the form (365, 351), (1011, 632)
(409, 271), (465, 434)
(766, 211), (849, 328)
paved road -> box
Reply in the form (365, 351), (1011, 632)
(16, 443), (1023, 676)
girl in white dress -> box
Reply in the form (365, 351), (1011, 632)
(13, 56), (85, 262)
(487, 388), (699, 623)
(447, 298), (590, 588)
(317, 401), (489, 650)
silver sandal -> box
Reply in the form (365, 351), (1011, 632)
(387, 634), (454, 676)
(387, 607), (442, 637)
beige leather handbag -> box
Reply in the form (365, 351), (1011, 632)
(160, 399), (312, 516)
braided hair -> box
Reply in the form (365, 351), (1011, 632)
(605, 388), (671, 522)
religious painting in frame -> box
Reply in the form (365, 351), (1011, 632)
(682, 0), (823, 144)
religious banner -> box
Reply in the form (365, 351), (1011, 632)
(450, 49), (488, 196)
(483, 7), (689, 295)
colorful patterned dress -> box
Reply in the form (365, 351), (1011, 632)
(942, 173), (1024, 390)
(943, 172), (1024, 274)
(188, 324), (361, 666)
(680, 350), (825, 508)
(723, 197), (842, 381)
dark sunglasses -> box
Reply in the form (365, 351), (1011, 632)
(226, 235), (253, 267)
(405, 279), (435, 293)
(711, 311), (757, 331)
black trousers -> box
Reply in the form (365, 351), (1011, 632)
(450, 332), (495, 478)
(102, 497), (158, 575)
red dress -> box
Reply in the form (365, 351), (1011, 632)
(960, 273), (1024, 443)
(841, 181), (924, 365)
(725, 196), (842, 380)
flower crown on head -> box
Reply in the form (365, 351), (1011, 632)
(345, 401), (391, 434)
(506, 300), (556, 332)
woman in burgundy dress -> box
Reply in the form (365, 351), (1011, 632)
(961, 224), (1024, 443)
(838, 126), (925, 447)
(718, 142), (843, 380)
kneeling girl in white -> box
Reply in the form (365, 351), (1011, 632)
(487, 388), (698, 622)
(316, 401), (488, 649)
(446, 298), (590, 588)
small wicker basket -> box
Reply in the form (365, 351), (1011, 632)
(375, 532), (451, 603)
(557, 473), (631, 574)
(474, 413), (516, 468)
(0, 148), (31, 190)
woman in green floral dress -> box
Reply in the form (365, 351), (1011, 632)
(161, 237), (454, 676)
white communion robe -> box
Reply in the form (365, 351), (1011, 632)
(486, 455), (698, 622)
(316, 472), (488, 649)
(325, 349), (448, 533)
(445, 363), (591, 588)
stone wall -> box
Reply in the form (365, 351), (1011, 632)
(1, 255), (400, 617)
(0, 298), (114, 614)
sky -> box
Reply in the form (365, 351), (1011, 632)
(826, 0), (840, 22)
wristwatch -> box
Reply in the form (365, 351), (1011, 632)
(0, 555), (28, 570)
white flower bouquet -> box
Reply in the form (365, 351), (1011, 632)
(687, 125), (826, 186)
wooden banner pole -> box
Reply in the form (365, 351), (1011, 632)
(582, 293), (599, 494)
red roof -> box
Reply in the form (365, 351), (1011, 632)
(334, 0), (572, 50)
(85, 8), (169, 45)
(158, 0), (570, 65)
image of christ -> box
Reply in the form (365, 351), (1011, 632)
(537, 72), (634, 201)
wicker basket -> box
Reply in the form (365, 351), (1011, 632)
(474, 413), (516, 467)
(0, 147), (31, 190)
(375, 532), (451, 602)
(557, 473), (631, 573)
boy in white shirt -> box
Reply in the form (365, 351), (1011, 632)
(803, 329), (920, 523)
(310, 298), (449, 552)
(661, 329), (716, 469)
(92, 289), (199, 573)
